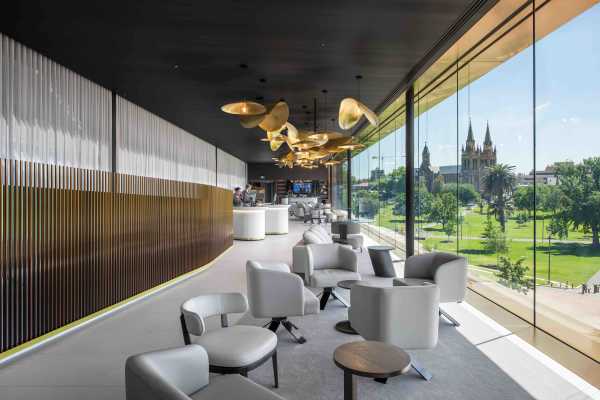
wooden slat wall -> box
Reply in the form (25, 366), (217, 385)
(0, 158), (233, 353)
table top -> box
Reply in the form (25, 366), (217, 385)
(333, 341), (411, 378)
(367, 245), (394, 252)
(337, 279), (362, 290)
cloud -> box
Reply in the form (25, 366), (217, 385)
(535, 101), (551, 111)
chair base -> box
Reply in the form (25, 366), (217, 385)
(320, 287), (349, 310)
(439, 309), (460, 327)
(334, 320), (358, 335)
(266, 317), (307, 344)
(210, 350), (279, 388)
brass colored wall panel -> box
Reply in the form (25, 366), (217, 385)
(0, 159), (233, 353)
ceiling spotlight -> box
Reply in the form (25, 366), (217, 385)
(259, 78), (267, 83)
(240, 63), (248, 69)
(173, 64), (179, 70)
(322, 89), (328, 94)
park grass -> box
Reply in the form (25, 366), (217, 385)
(370, 203), (599, 285)
(423, 237), (600, 285)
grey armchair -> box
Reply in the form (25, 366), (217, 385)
(348, 281), (440, 381)
(331, 221), (364, 251)
(180, 293), (278, 385)
(125, 345), (285, 400)
(246, 261), (319, 344)
(293, 243), (360, 310)
(403, 251), (467, 326)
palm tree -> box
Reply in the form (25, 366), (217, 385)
(482, 164), (516, 232)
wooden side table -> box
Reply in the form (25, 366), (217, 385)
(334, 341), (411, 400)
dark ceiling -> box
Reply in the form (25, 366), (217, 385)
(2, 0), (474, 162)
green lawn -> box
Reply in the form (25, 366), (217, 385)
(433, 208), (591, 242)
(422, 237), (600, 285)
(370, 203), (599, 285)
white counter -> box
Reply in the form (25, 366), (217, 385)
(233, 208), (265, 240)
(265, 205), (290, 235)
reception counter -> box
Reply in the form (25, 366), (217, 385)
(265, 205), (290, 234)
(233, 208), (266, 240)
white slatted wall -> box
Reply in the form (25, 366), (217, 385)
(116, 97), (218, 185)
(0, 33), (112, 170)
(217, 148), (247, 190)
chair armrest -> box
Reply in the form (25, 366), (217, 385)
(249, 269), (305, 318)
(404, 253), (435, 279)
(125, 345), (210, 400)
(432, 258), (467, 302)
(292, 245), (312, 283)
(338, 245), (358, 272)
(348, 284), (383, 341)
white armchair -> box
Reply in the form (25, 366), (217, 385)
(180, 293), (278, 385)
(293, 243), (360, 310)
(246, 261), (319, 344)
(403, 252), (467, 326)
(348, 281), (440, 381)
(125, 345), (285, 400)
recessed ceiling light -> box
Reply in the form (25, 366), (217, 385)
(259, 78), (266, 83)
(355, 75), (363, 80)
(322, 89), (328, 93)
(240, 63), (248, 69)
(173, 64), (179, 70)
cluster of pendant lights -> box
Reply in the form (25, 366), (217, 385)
(221, 81), (379, 168)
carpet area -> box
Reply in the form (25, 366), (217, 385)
(234, 249), (534, 400)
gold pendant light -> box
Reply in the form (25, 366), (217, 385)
(221, 101), (266, 115)
(338, 98), (379, 130)
(240, 113), (266, 128)
(259, 101), (290, 132)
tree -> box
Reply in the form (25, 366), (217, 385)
(496, 256), (529, 293)
(441, 183), (479, 206)
(514, 185), (535, 217)
(482, 164), (516, 232)
(553, 157), (600, 247)
(432, 175), (445, 194)
(541, 185), (562, 213)
(429, 192), (458, 230)
(356, 191), (379, 219)
(443, 218), (456, 241)
(381, 166), (405, 201)
(482, 214), (508, 255)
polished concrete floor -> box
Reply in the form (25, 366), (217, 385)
(0, 220), (598, 400)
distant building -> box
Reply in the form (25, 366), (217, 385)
(418, 121), (496, 192)
(461, 121), (496, 192)
(517, 164), (561, 186)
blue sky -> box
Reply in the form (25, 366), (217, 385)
(354, 4), (600, 177)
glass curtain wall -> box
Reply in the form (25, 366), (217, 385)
(351, 96), (407, 257)
(350, 0), (599, 361)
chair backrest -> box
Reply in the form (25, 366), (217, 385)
(246, 260), (289, 310)
(303, 226), (333, 245)
(181, 293), (248, 336)
(306, 243), (342, 270)
(349, 283), (439, 350)
(125, 345), (209, 400)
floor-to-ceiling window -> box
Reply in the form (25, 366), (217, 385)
(350, 0), (600, 361)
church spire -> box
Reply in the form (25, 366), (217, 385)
(467, 119), (475, 143)
(465, 119), (475, 152)
(484, 121), (492, 146)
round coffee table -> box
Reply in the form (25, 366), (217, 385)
(334, 341), (411, 400)
(367, 245), (396, 277)
(334, 280), (362, 334)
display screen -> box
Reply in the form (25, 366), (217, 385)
(292, 182), (312, 194)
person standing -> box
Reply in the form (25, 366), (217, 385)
(241, 184), (253, 205)
(233, 187), (242, 206)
